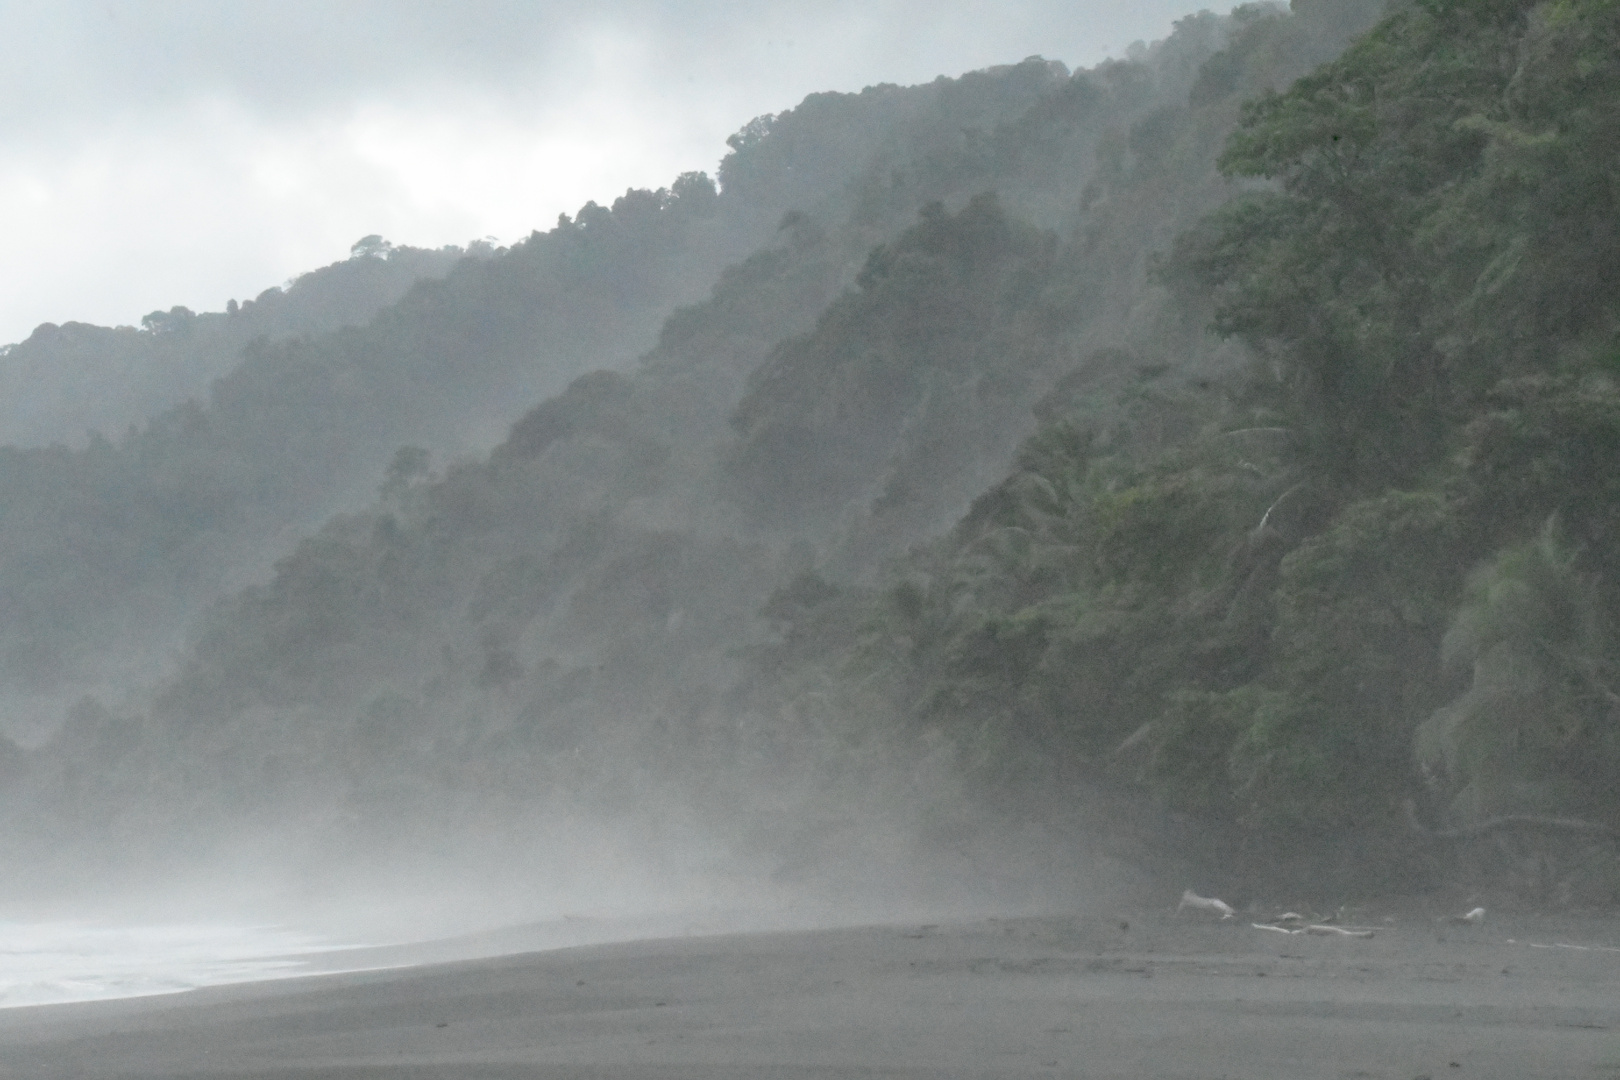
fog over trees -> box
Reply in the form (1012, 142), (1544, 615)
(2, 0), (1616, 916)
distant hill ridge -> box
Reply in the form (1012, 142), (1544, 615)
(0, 240), (468, 451)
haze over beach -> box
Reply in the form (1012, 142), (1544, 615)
(2, 0), (1620, 1074)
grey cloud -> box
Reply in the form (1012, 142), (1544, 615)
(0, 0), (1217, 344)
(0, 1), (1214, 136)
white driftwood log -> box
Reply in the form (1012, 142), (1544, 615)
(1178, 890), (1235, 918)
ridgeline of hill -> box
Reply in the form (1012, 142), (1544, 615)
(9, 0), (1616, 909)
(0, 239), (467, 452)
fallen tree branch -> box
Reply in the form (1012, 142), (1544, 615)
(1305, 924), (1374, 938)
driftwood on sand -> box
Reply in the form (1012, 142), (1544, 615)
(1177, 890), (1234, 918)
(1251, 922), (1375, 939)
(1306, 924), (1375, 938)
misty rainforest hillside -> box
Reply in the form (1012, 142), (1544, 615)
(746, 0), (1620, 899)
(13, 0), (1616, 910)
(0, 61), (1098, 718)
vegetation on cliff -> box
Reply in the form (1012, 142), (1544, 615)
(753, 0), (1620, 897)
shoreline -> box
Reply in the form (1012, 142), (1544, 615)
(0, 907), (1616, 1078)
(0, 904), (871, 1012)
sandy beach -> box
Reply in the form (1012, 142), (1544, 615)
(0, 905), (1615, 1079)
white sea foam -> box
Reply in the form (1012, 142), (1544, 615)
(0, 921), (348, 1008)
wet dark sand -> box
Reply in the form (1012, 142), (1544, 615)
(0, 908), (1617, 1079)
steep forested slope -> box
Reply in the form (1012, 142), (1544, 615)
(0, 2), (1399, 899)
(0, 64), (1085, 716)
(0, 181), (735, 710)
(751, 0), (1620, 900)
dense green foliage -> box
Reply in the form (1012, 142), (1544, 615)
(1174, 0), (1620, 483)
(766, 0), (1620, 895)
(1167, 0), (1620, 845)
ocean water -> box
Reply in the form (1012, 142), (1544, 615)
(0, 921), (348, 1008)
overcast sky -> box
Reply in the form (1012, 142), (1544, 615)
(0, 0), (1216, 345)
